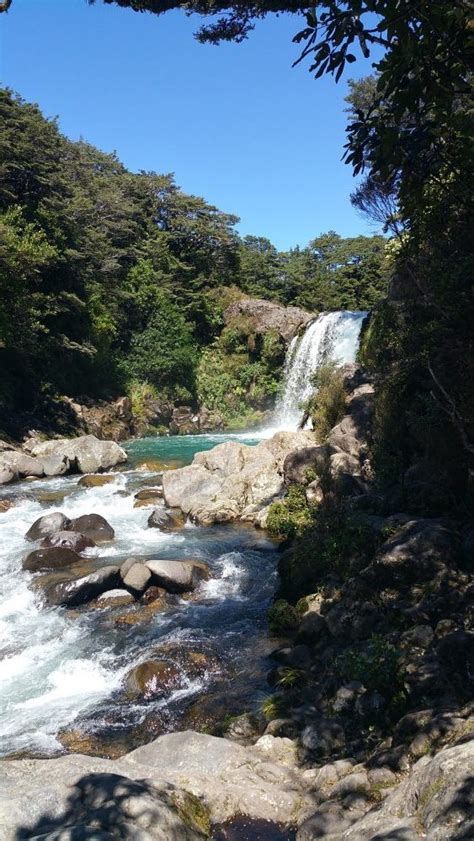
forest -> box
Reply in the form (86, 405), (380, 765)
(0, 87), (388, 432)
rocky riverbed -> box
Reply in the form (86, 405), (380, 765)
(1, 389), (473, 840)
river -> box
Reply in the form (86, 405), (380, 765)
(0, 433), (279, 758)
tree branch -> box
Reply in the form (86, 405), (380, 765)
(428, 360), (474, 455)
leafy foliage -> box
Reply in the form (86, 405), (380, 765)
(304, 360), (346, 440)
(267, 485), (313, 539)
(0, 88), (388, 433)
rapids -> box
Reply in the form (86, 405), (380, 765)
(0, 434), (277, 757)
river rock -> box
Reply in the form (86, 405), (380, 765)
(145, 560), (209, 593)
(0, 753), (208, 841)
(67, 513), (114, 542)
(0, 466), (14, 484)
(122, 562), (152, 595)
(283, 444), (334, 486)
(96, 589), (135, 608)
(41, 453), (71, 477)
(25, 511), (71, 542)
(162, 430), (316, 526)
(78, 474), (116, 487)
(41, 530), (95, 553)
(0, 451), (44, 478)
(45, 565), (120, 606)
(126, 659), (181, 698)
(23, 547), (83, 572)
(28, 434), (127, 474)
(134, 487), (164, 501)
(147, 507), (185, 530)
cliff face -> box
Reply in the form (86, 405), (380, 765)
(224, 296), (314, 344)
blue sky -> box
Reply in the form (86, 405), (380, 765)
(0, 0), (379, 250)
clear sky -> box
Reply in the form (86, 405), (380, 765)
(0, 0), (379, 250)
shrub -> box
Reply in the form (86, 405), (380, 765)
(267, 599), (300, 635)
(304, 361), (346, 440)
(335, 635), (403, 694)
(267, 485), (313, 539)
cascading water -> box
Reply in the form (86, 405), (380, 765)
(274, 310), (368, 430)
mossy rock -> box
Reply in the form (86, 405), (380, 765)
(173, 790), (211, 837)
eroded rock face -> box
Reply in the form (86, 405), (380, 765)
(162, 430), (316, 526)
(224, 297), (313, 344)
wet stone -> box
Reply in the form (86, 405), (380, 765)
(23, 546), (84, 572)
(41, 530), (95, 553)
(78, 474), (117, 488)
(96, 589), (135, 608)
(67, 513), (115, 542)
(25, 511), (71, 542)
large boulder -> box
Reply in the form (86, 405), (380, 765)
(148, 507), (185, 531)
(0, 732), (316, 838)
(145, 559), (209, 593)
(41, 453), (71, 477)
(28, 434), (127, 474)
(0, 466), (14, 485)
(119, 731), (313, 825)
(360, 518), (457, 590)
(283, 444), (335, 486)
(67, 513), (114, 542)
(41, 530), (95, 553)
(23, 547), (83, 572)
(25, 511), (71, 542)
(162, 430), (316, 526)
(126, 659), (181, 698)
(44, 565), (120, 606)
(0, 451), (44, 478)
(0, 755), (208, 841)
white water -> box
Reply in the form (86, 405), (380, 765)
(273, 310), (368, 430)
(0, 460), (277, 756)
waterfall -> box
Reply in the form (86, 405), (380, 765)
(274, 310), (368, 431)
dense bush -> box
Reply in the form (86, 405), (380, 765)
(267, 485), (314, 539)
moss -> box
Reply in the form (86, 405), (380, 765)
(174, 790), (211, 837)
(417, 777), (445, 813)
